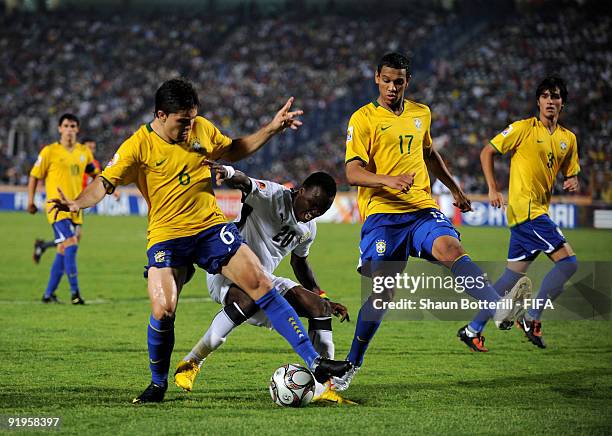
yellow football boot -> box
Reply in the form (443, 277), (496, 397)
(174, 359), (200, 392)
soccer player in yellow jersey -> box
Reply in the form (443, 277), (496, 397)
(27, 114), (96, 305)
(49, 78), (351, 403)
(335, 53), (507, 391)
(481, 76), (580, 349)
(32, 137), (105, 265)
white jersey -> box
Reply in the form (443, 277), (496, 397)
(233, 178), (317, 273)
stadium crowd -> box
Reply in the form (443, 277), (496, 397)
(1, 0), (609, 199)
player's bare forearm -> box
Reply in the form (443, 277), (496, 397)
(290, 252), (320, 292)
(224, 170), (253, 194)
(345, 160), (389, 188)
(74, 177), (108, 209)
(424, 147), (461, 194)
(224, 127), (275, 162)
(480, 144), (499, 192)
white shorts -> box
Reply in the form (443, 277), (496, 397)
(206, 272), (299, 328)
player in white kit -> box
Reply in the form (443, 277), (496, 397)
(175, 161), (353, 403)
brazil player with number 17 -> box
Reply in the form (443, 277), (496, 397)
(335, 52), (520, 391)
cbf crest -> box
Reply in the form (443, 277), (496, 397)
(414, 118), (422, 130)
(560, 141), (568, 151)
(375, 239), (387, 255)
(154, 250), (166, 263)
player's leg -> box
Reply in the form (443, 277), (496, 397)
(516, 219), (577, 348)
(221, 245), (351, 380)
(412, 209), (501, 350)
(338, 215), (408, 391)
(133, 265), (190, 403)
(490, 228), (535, 329)
(175, 283), (258, 391)
(41, 220), (70, 303)
(430, 234), (502, 350)
(62, 235), (83, 304)
(195, 222), (350, 381)
(283, 286), (335, 359)
(33, 238), (57, 264)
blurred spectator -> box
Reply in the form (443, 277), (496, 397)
(0, 1), (608, 199)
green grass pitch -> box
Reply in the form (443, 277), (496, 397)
(1, 213), (611, 434)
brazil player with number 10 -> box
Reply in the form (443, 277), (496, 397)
(27, 114), (97, 305)
(481, 76), (580, 348)
(48, 78), (352, 404)
(335, 52), (511, 391)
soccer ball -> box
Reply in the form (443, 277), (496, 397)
(269, 364), (315, 407)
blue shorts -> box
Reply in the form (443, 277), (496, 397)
(52, 219), (77, 243)
(359, 209), (460, 276)
(508, 215), (566, 261)
(145, 223), (243, 281)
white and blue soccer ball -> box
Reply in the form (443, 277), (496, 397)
(269, 364), (315, 407)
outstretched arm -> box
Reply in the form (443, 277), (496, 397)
(222, 97), (303, 162)
(48, 177), (108, 220)
(479, 144), (505, 208)
(424, 145), (472, 212)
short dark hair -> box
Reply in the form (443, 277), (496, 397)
(154, 78), (200, 116)
(377, 52), (411, 77)
(536, 76), (568, 104)
(303, 172), (336, 199)
(58, 113), (79, 126)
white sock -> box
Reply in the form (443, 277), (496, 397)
(309, 328), (335, 359)
(185, 309), (237, 365)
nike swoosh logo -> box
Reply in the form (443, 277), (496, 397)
(381, 125), (392, 131)
(537, 140), (544, 143)
(522, 320), (530, 332)
(150, 359), (162, 364)
(155, 158), (167, 166)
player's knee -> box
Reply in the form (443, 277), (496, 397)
(250, 270), (273, 296)
(226, 288), (258, 319)
(434, 237), (464, 262)
(151, 305), (176, 321)
(558, 255), (578, 277)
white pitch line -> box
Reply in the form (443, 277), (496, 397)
(0, 296), (213, 305)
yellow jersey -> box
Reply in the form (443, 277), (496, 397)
(100, 116), (233, 248)
(30, 142), (94, 224)
(345, 99), (439, 219)
(490, 117), (580, 227)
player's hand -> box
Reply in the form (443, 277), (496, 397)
(27, 202), (38, 214)
(267, 97), (304, 134)
(329, 301), (350, 322)
(113, 190), (121, 201)
(47, 187), (79, 220)
(488, 190), (505, 209)
(203, 159), (234, 186)
(384, 172), (416, 193)
(563, 176), (579, 193)
(452, 189), (472, 212)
